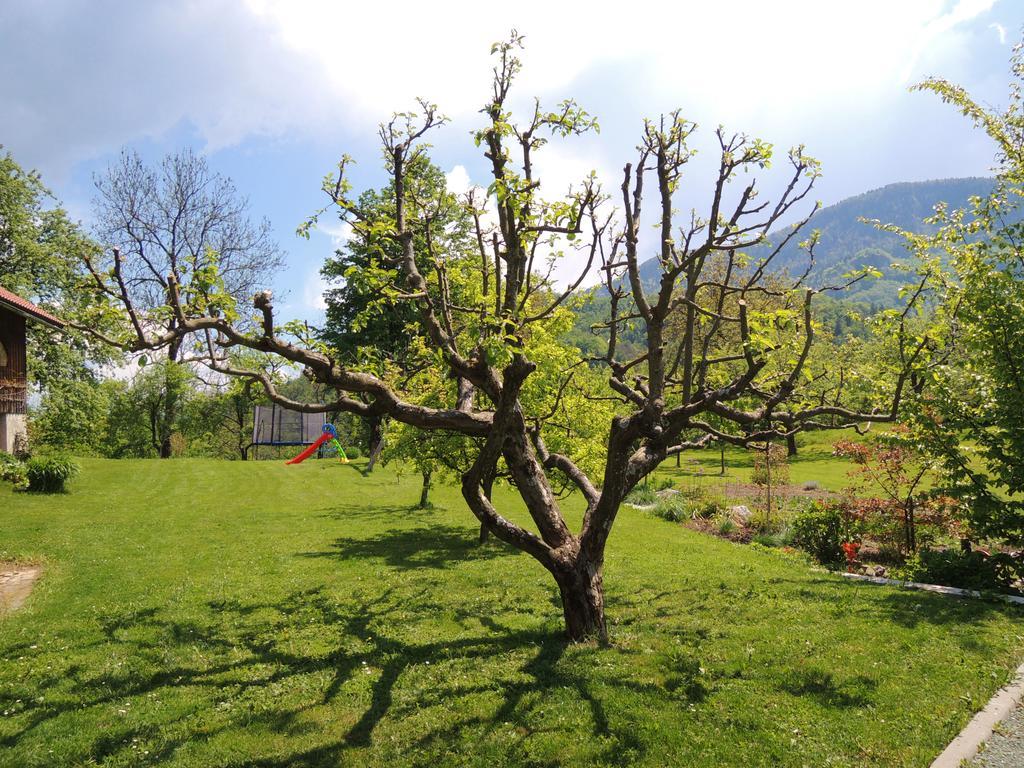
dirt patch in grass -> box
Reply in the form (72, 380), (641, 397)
(0, 563), (42, 614)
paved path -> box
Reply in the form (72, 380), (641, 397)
(0, 565), (41, 613)
(969, 703), (1024, 767)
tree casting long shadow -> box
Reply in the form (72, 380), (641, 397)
(0, 582), (701, 767)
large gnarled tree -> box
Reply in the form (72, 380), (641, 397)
(76, 36), (926, 641)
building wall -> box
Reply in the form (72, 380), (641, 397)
(0, 307), (28, 415)
(0, 412), (26, 454)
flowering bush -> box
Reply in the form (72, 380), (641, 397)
(790, 500), (862, 564)
(834, 430), (951, 555)
(841, 541), (861, 572)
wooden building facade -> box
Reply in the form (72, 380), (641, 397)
(0, 287), (63, 453)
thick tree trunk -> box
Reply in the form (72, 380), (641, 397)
(786, 433), (798, 457)
(555, 556), (607, 643)
(160, 338), (181, 460)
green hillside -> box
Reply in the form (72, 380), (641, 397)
(637, 177), (996, 305)
(569, 178), (999, 354)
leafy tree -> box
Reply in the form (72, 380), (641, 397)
(176, 379), (256, 460)
(100, 378), (155, 458)
(0, 149), (116, 397)
(319, 156), (476, 471)
(834, 430), (942, 555)
(883, 44), (1024, 544)
(32, 378), (113, 455)
(79, 35), (924, 642)
(88, 149), (282, 457)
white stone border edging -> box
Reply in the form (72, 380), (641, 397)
(840, 572), (1024, 605)
(838, 571), (1024, 766)
(930, 661), (1024, 767)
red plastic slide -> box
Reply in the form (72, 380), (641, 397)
(285, 432), (332, 465)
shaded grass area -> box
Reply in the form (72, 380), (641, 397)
(0, 457), (1021, 767)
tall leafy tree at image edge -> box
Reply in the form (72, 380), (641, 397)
(0, 149), (118, 435)
(880, 41), (1024, 544)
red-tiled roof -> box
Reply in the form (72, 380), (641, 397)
(0, 286), (64, 329)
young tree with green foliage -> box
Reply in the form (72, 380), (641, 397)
(32, 378), (113, 455)
(880, 43), (1024, 544)
(318, 156), (476, 472)
(78, 35), (924, 642)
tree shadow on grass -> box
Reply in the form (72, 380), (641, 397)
(0, 582), (695, 768)
(768, 575), (1023, 629)
(780, 669), (877, 708)
(298, 521), (520, 571)
(867, 586), (1024, 629)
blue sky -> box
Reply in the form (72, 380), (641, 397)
(1, 0), (1021, 324)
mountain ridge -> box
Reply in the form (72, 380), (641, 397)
(636, 176), (997, 304)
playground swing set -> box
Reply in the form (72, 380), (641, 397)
(251, 404), (349, 465)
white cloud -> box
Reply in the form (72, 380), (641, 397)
(246, 0), (1000, 134)
(445, 165), (472, 196)
(899, 0), (997, 82)
(990, 21), (1008, 44)
(316, 219), (353, 248)
(0, 0), (1002, 182)
(303, 267), (330, 311)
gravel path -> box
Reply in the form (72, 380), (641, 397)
(970, 703), (1024, 767)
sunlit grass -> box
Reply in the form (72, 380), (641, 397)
(0, 454), (1021, 767)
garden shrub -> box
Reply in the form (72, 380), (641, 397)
(850, 495), (957, 558)
(652, 495), (689, 522)
(1, 453), (28, 491)
(169, 432), (188, 457)
(752, 531), (785, 548)
(345, 446), (361, 459)
(894, 549), (1024, 595)
(626, 484), (659, 505)
(650, 493), (724, 523)
(692, 496), (725, 519)
(790, 501), (849, 564)
(750, 507), (784, 534)
(24, 454), (80, 493)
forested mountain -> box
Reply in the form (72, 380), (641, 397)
(569, 178), (1000, 356)
(637, 176), (996, 305)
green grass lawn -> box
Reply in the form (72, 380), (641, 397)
(1, 456), (1022, 767)
(654, 430), (861, 493)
